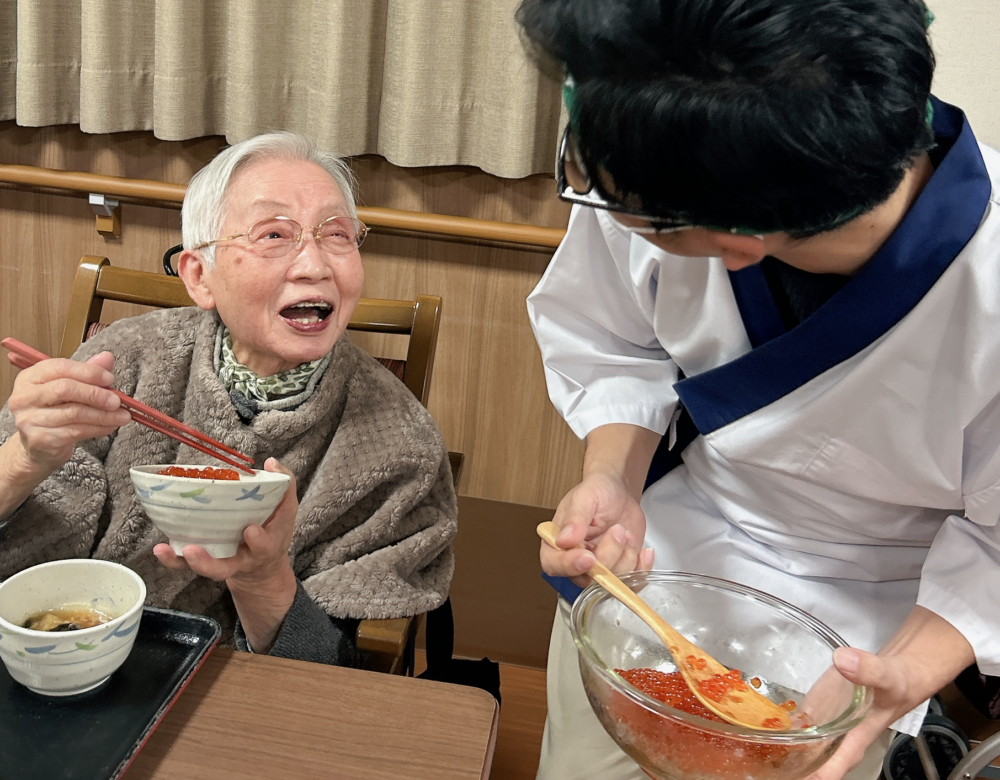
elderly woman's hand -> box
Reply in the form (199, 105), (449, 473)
(152, 458), (299, 652)
(5, 351), (131, 476)
(153, 458), (298, 582)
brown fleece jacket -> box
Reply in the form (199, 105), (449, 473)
(0, 307), (457, 643)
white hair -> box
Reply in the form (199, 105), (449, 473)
(181, 132), (358, 267)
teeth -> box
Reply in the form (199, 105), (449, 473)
(283, 301), (331, 325)
(289, 301), (331, 310)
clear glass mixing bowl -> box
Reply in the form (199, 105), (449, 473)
(571, 571), (873, 780)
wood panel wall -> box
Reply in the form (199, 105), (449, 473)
(0, 122), (583, 512)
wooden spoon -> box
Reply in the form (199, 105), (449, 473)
(537, 521), (792, 730)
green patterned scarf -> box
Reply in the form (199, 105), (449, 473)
(217, 328), (324, 402)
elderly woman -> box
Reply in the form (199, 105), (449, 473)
(0, 132), (457, 665)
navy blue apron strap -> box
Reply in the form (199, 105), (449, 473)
(541, 572), (584, 603)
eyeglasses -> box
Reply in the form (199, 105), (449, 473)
(556, 125), (695, 235)
(194, 216), (369, 258)
(556, 126), (775, 238)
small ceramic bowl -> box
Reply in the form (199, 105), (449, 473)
(130, 465), (292, 558)
(0, 559), (147, 696)
(572, 571), (873, 780)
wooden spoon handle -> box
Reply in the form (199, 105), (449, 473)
(537, 520), (795, 730)
(536, 521), (689, 651)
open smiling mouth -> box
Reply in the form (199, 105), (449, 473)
(279, 301), (334, 328)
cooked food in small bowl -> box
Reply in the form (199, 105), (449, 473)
(0, 559), (146, 696)
(572, 571), (873, 780)
(22, 604), (114, 632)
(130, 465), (292, 558)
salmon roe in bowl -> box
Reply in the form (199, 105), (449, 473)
(570, 572), (872, 780)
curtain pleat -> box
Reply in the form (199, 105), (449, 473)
(0, 0), (563, 178)
(80, 0), (155, 132)
(378, 1), (562, 172)
(14, 0), (81, 126)
(0, 3), (16, 119)
(152, 0), (229, 141)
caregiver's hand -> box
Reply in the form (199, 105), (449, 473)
(805, 606), (975, 780)
(6, 351), (130, 474)
(541, 471), (655, 588)
(541, 423), (661, 587)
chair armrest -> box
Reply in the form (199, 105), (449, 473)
(356, 616), (414, 657)
(357, 616), (422, 675)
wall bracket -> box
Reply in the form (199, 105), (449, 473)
(88, 193), (120, 237)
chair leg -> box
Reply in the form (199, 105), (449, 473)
(404, 628), (417, 677)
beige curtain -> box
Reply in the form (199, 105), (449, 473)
(0, 0), (564, 179)
(6, 1), (991, 177)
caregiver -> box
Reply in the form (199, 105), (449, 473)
(519, 1), (998, 779)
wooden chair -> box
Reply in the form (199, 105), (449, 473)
(61, 255), (460, 675)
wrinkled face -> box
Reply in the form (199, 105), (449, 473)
(183, 157), (364, 377)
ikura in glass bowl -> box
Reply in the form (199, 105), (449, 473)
(571, 572), (873, 780)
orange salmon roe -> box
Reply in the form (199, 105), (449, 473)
(685, 654), (708, 671)
(620, 667), (718, 719)
(157, 466), (241, 480)
(613, 668), (795, 779)
(698, 668), (749, 702)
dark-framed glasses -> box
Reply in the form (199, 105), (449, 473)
(195, 215), (369, 258)
(556, 125), (694, 235)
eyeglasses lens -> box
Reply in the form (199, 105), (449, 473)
(247, 217), (366, 257)
(556, 128), (696, 233)
(248, 219), (299, 257)
(318, 217), (366, 249)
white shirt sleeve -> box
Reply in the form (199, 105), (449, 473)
(917, 395), (1000, 674)
(527, 206), (679, 439)
(916, 516), (1000, 673)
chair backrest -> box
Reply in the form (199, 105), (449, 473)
(60, 256), (442, 407)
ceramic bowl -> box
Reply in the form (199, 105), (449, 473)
(572, 571), (873, 780)
(0, 559), (146, 696)
(130, 465), (291, 558)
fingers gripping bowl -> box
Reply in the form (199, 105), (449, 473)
(571, 572), (873, 780)
(130, 465), (292, 558)
(0, 559), (146, 696)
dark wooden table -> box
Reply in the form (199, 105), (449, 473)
(125, 648), (499, 780)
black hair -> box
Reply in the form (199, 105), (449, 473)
(517, 0), (935, 235)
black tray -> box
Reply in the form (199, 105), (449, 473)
(0, 606), (221, 780)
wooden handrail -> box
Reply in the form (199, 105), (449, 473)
(0, 163), (566, 249)
(0, 165), (187, 203)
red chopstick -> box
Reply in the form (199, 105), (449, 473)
(2, 337), (255, 474)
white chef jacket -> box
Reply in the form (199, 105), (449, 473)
(528, 97), (1000, 734)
